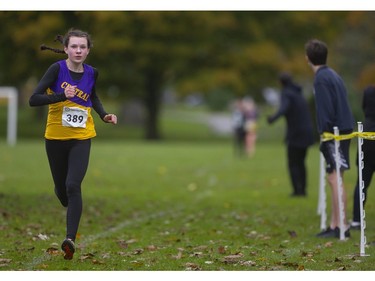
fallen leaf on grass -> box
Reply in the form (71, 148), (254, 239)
(146, 245), (158, 251)
(117, 238), (137, 249)
(297, 264), (305, 270)
(132, 248), (144, 255)
(0, 259), (11, 265)
(346, 254), (358, 260)
(79, 253), (95, 261)
(301, 251), (314, 258)
(117, 240), (129, 249)
(172, 250), (183, 260)
(126, 238), (137, 244)
(46, 247), (60, 256)
(246, 231), (258, 238)
(258, 234), (271, 240)
(190, 252), (204, 257)
(193, 245), (208, 251)
(324, 241), (333, 247)
(185, 262), (201, 271)
(101, 253), (111, 259)
(222, 253), (243, 264)
(239, 260), (256, 267)
(218, 245), (226, 254)
(33, 233), (49, 241)
(117, 251), (131, 257)
(275, 261), (305, 270)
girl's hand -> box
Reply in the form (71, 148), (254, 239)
(103, 114), (117, 125)
(65, 85), (76, 98)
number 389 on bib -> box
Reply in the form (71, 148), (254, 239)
(62, 106), (88, 128)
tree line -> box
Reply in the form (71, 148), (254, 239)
(1, 11), (374, 139)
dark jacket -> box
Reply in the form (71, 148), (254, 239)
(268, 81), (315, 148)
(313, 66), (354, 134)
(362, 85), (375, 153)
(362, 85), (375, 132)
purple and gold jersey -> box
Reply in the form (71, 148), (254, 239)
(45, 60), (97, 140)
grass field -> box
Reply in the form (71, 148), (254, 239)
(1, 138), (374, 272)
(0, 101), (374, 273)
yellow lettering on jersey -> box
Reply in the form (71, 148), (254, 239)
(61, 82), (69, 89)
(60, 82), (89, 102)
(75, 89), (89, 102)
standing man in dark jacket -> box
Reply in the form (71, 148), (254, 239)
(351, 85), (375, 229)
(268, 72), (315, 197)
(305, 39), (354, 239)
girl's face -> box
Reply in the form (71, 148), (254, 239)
(64, 36), (90, 64)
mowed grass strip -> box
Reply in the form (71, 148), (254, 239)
(0, 140), (374, 271)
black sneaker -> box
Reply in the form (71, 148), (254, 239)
(333, 227), (350, 238)
(61, 239), (75, 260)
(316, 227), (350, 238)
(316, 227), (336, 238)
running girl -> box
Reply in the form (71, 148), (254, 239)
(29, 28), (117, 259)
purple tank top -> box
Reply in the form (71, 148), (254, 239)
(50, 60), (95, 107)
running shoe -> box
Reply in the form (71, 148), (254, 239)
(61, 239), (75, 260)
(350, 221), (361, 230)
(316, 227), (350, 238)
(316, 227), (336, 238)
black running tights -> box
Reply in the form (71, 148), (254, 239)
(45, 139), (91, 241)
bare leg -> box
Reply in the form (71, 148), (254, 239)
(327, 171), (348, 229)
(245, 132), (256, 157)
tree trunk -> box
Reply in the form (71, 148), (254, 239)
(143, 70), (162, 140)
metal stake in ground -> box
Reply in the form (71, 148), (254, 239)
(333, 126), (346, 241)
(357, 122), (368, 256)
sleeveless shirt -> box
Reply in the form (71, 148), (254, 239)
(45, 60), (97, 140)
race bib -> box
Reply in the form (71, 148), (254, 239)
(62, 106), (88, 128)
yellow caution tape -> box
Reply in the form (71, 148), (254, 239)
(321, 132), (375, 142)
